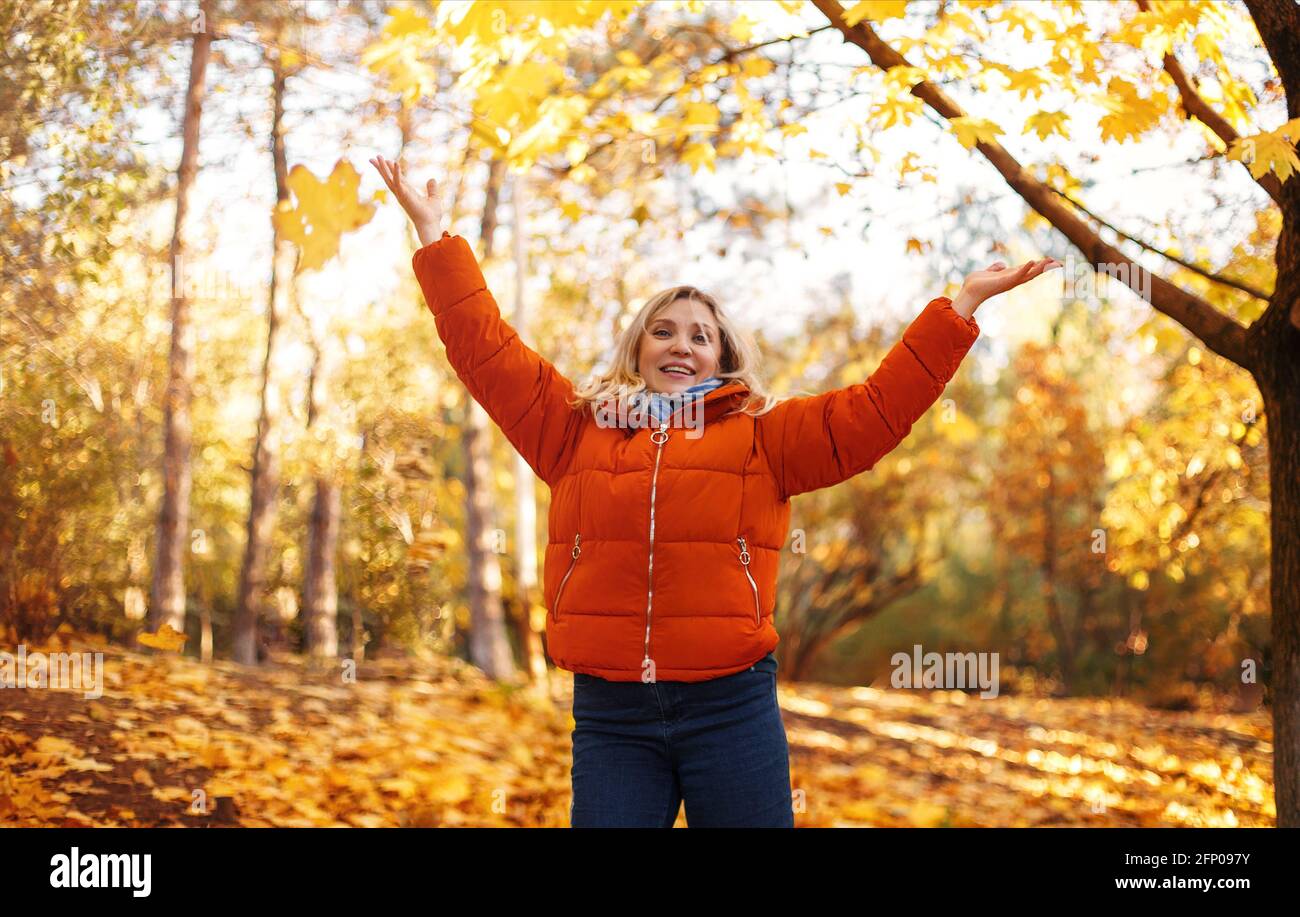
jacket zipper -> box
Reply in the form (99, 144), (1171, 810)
(737, 536), (760, 627)
(643, 420), (671, 670)
(641, 386), (737, 672)
(553, 532), (581, 621)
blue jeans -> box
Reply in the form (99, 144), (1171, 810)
(569, 651), (794, 828)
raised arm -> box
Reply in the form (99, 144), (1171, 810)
(373, 156), (584, 486)
(757, 257), (1060, 500)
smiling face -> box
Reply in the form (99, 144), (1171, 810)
(636, 296), (724, 395)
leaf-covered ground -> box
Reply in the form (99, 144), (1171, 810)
(0, 636), (1274, 827)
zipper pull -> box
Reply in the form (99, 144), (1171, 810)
(737, 536), (751, 565)
(571, 532), (581, 558)
(651, 419), (670, 445)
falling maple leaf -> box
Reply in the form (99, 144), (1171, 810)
(273, 159), (378, 273)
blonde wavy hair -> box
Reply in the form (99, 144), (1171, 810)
(567, 284), (789, 420)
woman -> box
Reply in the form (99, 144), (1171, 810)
(371, 155), (1060, 827)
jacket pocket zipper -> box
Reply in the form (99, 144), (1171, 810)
(737, 536), (760, 627)
(554, 532), (581, 621)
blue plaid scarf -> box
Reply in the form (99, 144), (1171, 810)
(640, 376), (727, 424)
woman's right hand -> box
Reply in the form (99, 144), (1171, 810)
(370, 155), (443, 246)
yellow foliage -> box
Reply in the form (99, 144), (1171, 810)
(0, 637), (1278, 827)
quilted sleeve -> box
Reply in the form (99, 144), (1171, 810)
(412, 231), (584, 486)
(755, 295), (980, 500)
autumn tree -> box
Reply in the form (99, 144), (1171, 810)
(231, 4), (307, 665)
(151, 0), (216, 636)
(0, 0), (161, 640)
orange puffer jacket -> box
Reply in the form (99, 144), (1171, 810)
(413, 232), (980, 682)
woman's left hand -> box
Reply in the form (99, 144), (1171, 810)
(950, 257), (1063, 319)
(370, 155), (444, 246)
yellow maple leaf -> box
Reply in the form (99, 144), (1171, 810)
(682, 141), (716, 174)
(882, 65), (925, 94)
(1025, 110), (1071, 141)
(137, 623), (187, 652)
(273, 160), (377, 273)
(949, 116), (1004, 149)
(683, 101), (720, 134)
(728, 14), (755, 43)
(842, 0), (909, 27)
(360, 7), (437, 103)
(1226, 117), (1300, 182)
(871, 95), (924, 129)
(1002, 68), (1049, 101)
(382, 5), (431, 39)
(1096, 77), (1167, 144)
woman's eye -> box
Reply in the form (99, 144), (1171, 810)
(652, 329), (707, 343)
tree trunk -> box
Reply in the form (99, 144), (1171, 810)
(303, 479), (341, 659)
(463, 156), (516, 680)
(1252, 224), (1300, 824)
(150, 0), (212, 636)
(1040, 467), (1076, 694)
(233, 56), (294, 665)
(509, 171), (549, 687)
(300, 306), (341, 660)
(1258, 372), (1299, 826)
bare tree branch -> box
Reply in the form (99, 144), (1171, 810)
(1046, 186), (1274, 302)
